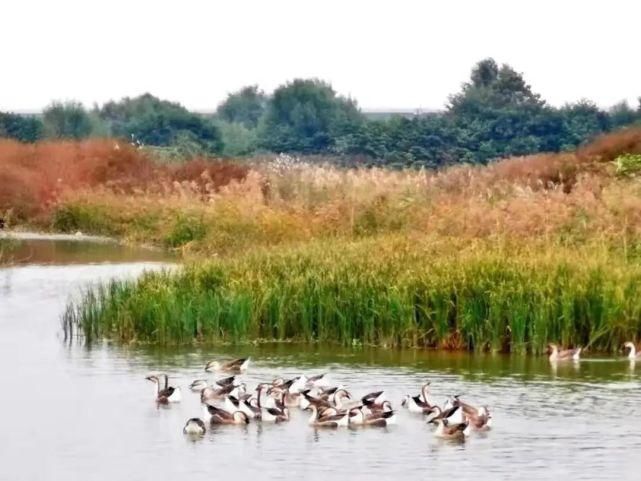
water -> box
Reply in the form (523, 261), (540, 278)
(1, 236), (640, 480)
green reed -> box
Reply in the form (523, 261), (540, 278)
(64, 236), (641, 353)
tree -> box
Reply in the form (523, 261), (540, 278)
(0, 112), (43, 142)
(98, 94), (223, 153)
(558, 100), (610, 148)
(216, 85), (267, 128)
(259, 79), (363, 153)
(43, 101), (93, 139)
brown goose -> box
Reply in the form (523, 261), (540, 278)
(305, 404), (349, 428)
(429, 418), (470, 440)
(204, 358), (250, 373)
(349, 406), (396, 427)
(146, 374), (182, 403)
(200, 383), (236, 403)
(202, 403), (249, 425)
(548, 344), (582, 362)
(451, 396), (492, 430)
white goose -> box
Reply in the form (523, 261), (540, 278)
(624, 342), (641, 360)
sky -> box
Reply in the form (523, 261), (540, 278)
(1, 0), (639, 113)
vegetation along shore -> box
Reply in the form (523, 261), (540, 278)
(4, 59), (641, 352)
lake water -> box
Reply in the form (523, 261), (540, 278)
(1, 235), (640, 480)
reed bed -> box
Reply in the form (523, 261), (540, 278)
(64, 236), (641, 352)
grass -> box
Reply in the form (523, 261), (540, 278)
(5, 128), (641, 350)
(63, 236), (641, 352)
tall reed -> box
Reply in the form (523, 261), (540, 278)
(64, 236), (641, 352)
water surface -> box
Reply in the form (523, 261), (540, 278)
(1, 237), (639, 480)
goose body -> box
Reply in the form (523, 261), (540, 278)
(349, 407), (396, 427)
(146, 374), (182, 403)
(548, 344), (581, 362)
(200, 383), (236, 403)
(202, 404), (249, 425)
(402, 383), (436, 413)
(430, 418), (470, 440)
(183, 418), (206, 435)
(305, 404), (349, 428)
(205, 358), (250, 373)
(450, 397), (492, 430)
(624, 342), (641, 360)
(190, 379), (209, 392)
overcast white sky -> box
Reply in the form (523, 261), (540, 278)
(1, 0), (639, 112)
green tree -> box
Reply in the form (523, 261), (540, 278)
(43, 101), (93, 139)
(216, 85), (267, 128)
(259, 79), (363, 153)
(99, 94), (223, 154)
(0, 112), (43, 142)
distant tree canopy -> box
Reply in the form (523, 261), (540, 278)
(98, 94), (223, 154)
(43, 101), (93, 140)
(259, 79), (364, 153)
(0, 112), (43, 142)
(216, 85), (267, 128)
(2, 58), (641, 165)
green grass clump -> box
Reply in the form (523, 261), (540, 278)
(64, 236), (641, 353)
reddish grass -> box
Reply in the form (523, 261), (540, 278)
(0, 139), (249, 221)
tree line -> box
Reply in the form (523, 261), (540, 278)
(2, 58), (640, 167)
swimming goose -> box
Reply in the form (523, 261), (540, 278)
(401, 383), (436, 414)
(450, 396), (492, 430)
(305, 404), (349, 428)
(200, 383), (236, 403)
(624, 342), (641, 360)
(349, 406), (396, 427)
(425, 404), (466, 426)
(183, 418), (206, 435)
(146, 374), (182, 403)
(190, 379), (209, 392)
(202, 403), (250, 425)
(334, 389), (362, 410)
(306, 373), (330, 389)
(548, 344), (582, 362)
(429, 418), (470, 440)
(363, 399), (394, 416)
(204, 358), (250, 373)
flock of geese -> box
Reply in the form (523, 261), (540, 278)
(146, 357), (493, 441)
(144, 342), (641, 441)
(548, 342), (641, 362)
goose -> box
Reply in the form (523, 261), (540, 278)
(450, 396), (492, 430)
(204, 358), (250, 373)
(202, 403), (250, 425)
(200, 383), (236, 403)
(183, 418), (206, 435)
(146, 374), (182, 403)
(216, 375), (240, 387)
(401, 383), (436, 414)
(334, 389), (361, 410)
(425, 404), (466, 425)
(624, 342), (641, 360)
(363, 399), (394, 416)
(349, 406), (396, 427)
(255, 385), (290, 422)
(429, 418), (470, 440)
(304, 404), (349, 428)
(190, 379), (209, 392)
(548, 344), (582, 362)
(306, 373), (330, 388)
